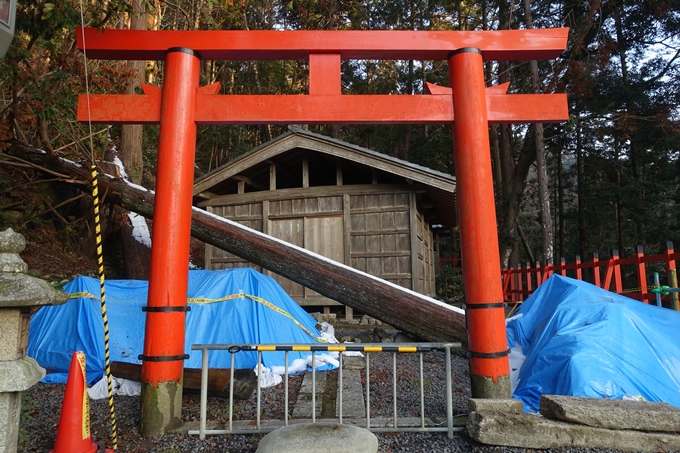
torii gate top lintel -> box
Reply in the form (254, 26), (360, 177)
(77, 26), (568, 61)
(76, 27), (569, 125)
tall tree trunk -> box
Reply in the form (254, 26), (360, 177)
(496, 0), (521, 268)
(483, 3), (502, 194)
(576, 122), (587, 260)
(403, 59), (414, 160)
(498, 127), (536, 268)
(523, 0), (553, 266)
(117, 0), (151, 279)
(613, 0), (644, 246)
(616, 170), (624, 254)
(120, 0), (146, 183)
(557, 146), (565, 259)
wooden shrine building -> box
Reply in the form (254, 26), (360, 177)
(192, 128), (457, 318)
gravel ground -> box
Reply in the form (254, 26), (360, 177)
(18, 329), (634, 453)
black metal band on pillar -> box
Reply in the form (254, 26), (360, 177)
(463, 302), (507, 310)
(467, 349), (511, 359)
(449, 47), (482, 57)
(166, 47), (200, 59)
(142, 306), (191, 312)
(138, 354), (190, 362)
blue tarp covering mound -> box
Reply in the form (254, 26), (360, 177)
(506, 274), (680, 412)
(28, 268), (330, 385)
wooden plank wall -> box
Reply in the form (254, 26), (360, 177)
(205, 189), (437, 312)
(350, 193), (413, 289)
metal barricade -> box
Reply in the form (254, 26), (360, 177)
(188, 342), (463, 439)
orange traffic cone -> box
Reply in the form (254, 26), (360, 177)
(49, 351), (112, 453)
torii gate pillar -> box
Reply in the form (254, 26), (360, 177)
(449, 49), (510, 397)
(138, 48), (200, 435)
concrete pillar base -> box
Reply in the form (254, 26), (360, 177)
(140, 381), (183, 436)
(471, 374), (511, 399)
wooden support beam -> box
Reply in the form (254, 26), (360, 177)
(233, 175), (267, 191)
(269, 164), (276, 190)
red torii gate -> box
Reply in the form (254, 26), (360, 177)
(76, 26), (568, 435)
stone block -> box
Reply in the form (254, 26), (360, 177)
(540, 394), (680, 433)
(0, 310), (21, 362)
(0, 253), (27, 274)
(308, 312), (322, 322)
(468, 398), (524, 414)
(393, 332), (415, 343)
(0, 358), (46, 392)
(0, 229), (25, 254)
(0, 274), (68, 307)
(256, 423), (378, 453)
(467, 410), (680, 452)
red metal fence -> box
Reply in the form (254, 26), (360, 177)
(499, 241), (680, 306)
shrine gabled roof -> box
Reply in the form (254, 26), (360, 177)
(193, 127), (457, 228)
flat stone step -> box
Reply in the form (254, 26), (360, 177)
(540, 395), (680, 433)
(292, 371), (325, 419)
(337, 369), (365, 418)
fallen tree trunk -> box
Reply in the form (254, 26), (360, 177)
(8, 140), (467, 344)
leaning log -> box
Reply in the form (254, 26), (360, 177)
(7, 141), (467, 344)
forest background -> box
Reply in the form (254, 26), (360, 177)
(0, 0), (679, 287)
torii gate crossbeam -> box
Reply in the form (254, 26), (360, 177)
(76, 27), (569, 436)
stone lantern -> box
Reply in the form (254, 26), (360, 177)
(0, 228), (68, 453)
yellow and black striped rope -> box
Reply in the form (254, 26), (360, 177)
(91, 165), (118, 450)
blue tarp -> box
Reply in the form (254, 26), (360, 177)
(28, 268), (330, 385)
(506, 274), (680, 412)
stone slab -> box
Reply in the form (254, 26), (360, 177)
(0, 311), (21, 361)
(342, 355), (364, 371)
(337, 369), (365, 418)
(467, 410), (680, 452)
(293, 371), (325, 419)
(255, 423), (378, 453)
(468, 398), (524, 414)
(540, 394), (680, 433)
